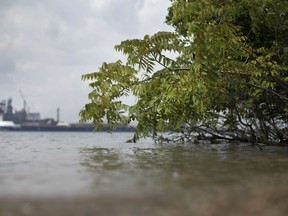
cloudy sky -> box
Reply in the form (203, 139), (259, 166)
(0, 0), (173, 122)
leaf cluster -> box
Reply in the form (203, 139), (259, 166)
(81, 0), (288, 145)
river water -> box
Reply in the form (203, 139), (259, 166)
(0, 131), (288, 215)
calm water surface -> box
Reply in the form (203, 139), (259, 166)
(0, 131), (287, 199)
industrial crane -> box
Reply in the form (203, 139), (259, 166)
(18, 90), (27, 112)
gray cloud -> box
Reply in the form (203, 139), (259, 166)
(95, 0), (144, 34)
(0, 0), (172, 122)
(0, 54), (16, 73)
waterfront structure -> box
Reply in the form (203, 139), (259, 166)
(0, 98), (135, 132)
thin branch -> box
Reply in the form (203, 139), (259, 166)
(247, 82), (288, 102)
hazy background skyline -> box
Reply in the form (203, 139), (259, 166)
(0, 0), (172, 122)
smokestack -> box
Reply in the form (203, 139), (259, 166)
(57, 108), (60, 122)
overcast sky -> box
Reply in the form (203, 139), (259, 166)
(0, 0), (173, 122)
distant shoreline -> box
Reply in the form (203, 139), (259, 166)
(0, 125), (136, 132)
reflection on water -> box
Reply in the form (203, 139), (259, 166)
(78, 143), (288, 215)
(80, 143), (288, 197)
(0, 132), (288, 215)
(1, 131), (287, 198)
